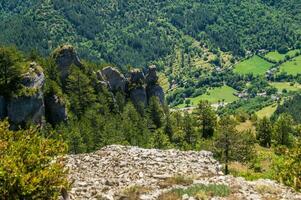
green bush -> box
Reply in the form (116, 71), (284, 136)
(0, 121), (69, 199)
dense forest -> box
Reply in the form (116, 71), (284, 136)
(0, 0), (300, 67)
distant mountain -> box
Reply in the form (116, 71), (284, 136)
(0, 0), (300, 68)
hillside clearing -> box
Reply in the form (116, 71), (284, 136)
(256, 104), (278, 119)
(176, 86), (238, 108)
(264, 50), (300, 62)
(233, 55), (273, 75)
(279, 55), (301, 76)
(269, 82), (301, 92)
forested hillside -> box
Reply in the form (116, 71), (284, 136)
(0, 0), (300, 68)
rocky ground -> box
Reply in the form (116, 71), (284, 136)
(64, 145), (301, 200)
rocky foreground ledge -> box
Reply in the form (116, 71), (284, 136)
(64, 145), (301, 200)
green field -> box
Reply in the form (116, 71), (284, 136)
(176, 86), (239, 108)
(256, 104), (278, 119)
(264, 50), (300, 62)
(278, 55), (301, 76)
(269, 82), (301, 92)
(233, 55), (273, 75)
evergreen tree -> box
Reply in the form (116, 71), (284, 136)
(274, 114), (294, 146)
(215, 116), (255, 175)
(147, 96), (164, 130)
(194, 100), (217, 138)
(256, 117), (272, 147)
(0, 46), (22, 96)
(66, 66), (96, 116)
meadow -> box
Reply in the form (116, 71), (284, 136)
(256, 104), (278, 119)
(269, 82), (301, 92)
(176, 85), (238, 108)
(233, 55), (273, 76)
(278, 55), (301, 76)
(264, 49), (300, 62)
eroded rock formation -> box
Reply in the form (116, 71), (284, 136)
(53, 45), (82, 81)
(8, 62), (45, 126)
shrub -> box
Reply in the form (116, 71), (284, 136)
(0, 120), (69, 199)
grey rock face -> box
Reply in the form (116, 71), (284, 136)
(45, 95), (68, 125)
(130, 87), (147, 107)
(147, 84), (165, 104)
(101, 67), (126, 92)
(129, 69), (145, 85)
(146, 65), (159, 85)
(53, 45), (82, 80)
(8, 92), (44, 125)
(0, 96), (6, 119)
(8, 63), (45, 126)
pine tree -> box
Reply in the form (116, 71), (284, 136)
(0, 46), (22, 96)
(274, 114), (294, 146)
(147, 96), (164, 130)
(66, 66), (96, 116)
(256, 117), (272, 147)
(215, 116), (255, 175)
(194, 100), (217, 138)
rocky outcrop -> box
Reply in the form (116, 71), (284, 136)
(53, 45), (82, 81)
(130, 87), (147, 107)
(0, 96), (6, 119)
(100, 67), (126, 92)
(146, 65), (159, 85)
(145, 66), (165, 104)
(146, 84), (165, 104)
(64, 145), (301, 200)
(8, 62), (45, 126)
(129, 69), (145, 85)
(8, 92), (44, 126)
(45, 95), (68, 125)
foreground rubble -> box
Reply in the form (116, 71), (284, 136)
(64, 145), (301, 200)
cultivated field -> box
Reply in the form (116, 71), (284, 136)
(234, 55), (273, 75)
(278, 55), (301, 76)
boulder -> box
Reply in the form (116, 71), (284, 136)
(146, 84), (165, 104)
(101, 67), (126, 92)
(53, 45), (82, 81)
(130, 87), (147, 108)
(146, 65), (159, 85)
(128, 69), (145, 85)
(0, 96), (6, 119)
(45, 95), (68, 125)
(8, 91), (45, 126)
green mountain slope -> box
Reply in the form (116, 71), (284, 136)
(0, 0), (300, 68)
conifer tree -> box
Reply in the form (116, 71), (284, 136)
(256, 117), (272, 147)
(274, 114), (294, 146)
(66, 66), (96, 116)
(0, 46), (22, 96)
(194, 100), (217, 138)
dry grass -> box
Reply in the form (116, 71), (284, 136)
(158, 175), (193, 189)
(121, 185), (151, 200)
(158, 192), (181, 200)
(236, 120), (256, 133)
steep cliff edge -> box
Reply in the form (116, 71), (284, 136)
(64, 145), (301, 200)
